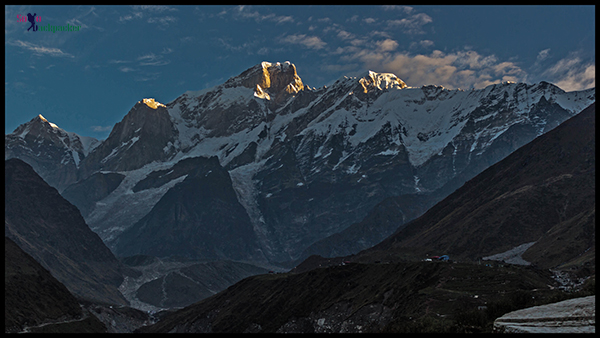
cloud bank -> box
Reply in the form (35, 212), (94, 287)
(541, 53), (595, 92)
(8, 40), (74, 58)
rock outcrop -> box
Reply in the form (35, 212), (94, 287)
(229, 61), (305, 104)
(493, 296), (595, 333)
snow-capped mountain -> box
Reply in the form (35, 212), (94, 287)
(5, 114), (99, 191)
(6, 61), (595, 264)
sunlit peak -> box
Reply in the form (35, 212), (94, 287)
(37, 114), (59, 128)
(142, 98), (166, 109)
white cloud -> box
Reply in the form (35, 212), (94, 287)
(337, 30), (355, 40)
(411, 40), (434, 49)
(381, 5), (414, 14)
(66, 18), (88, 30)
(119, 6), (178, 26)
(369, 30), (392, 39)
(386, 13), (433, 34)
(91, 125), (112, 132)
(217, 38), (257, 53)
(108, 59), (132, 64)
(147, 16), (176, 26)
(8, 40), (74, 58)
(343, 48), (526, 89)
(537, 48), (551, 62)
(136, 52), (170, 66)
(119, 12), (143, 22)
(280, 34), (327, 50)
(132, 5), (178, 12)
(347, 15), (359, 23)
(376, 39), (399, 52)
(363, 17), (376, 24)
(542, 54), (595, 91)
(135, 72), (161, 82)
(227, 5), (294, 24)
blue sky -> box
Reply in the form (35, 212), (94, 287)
(5, 5), (595, 138)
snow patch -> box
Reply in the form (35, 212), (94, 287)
(85, 161), (190, 242)
(376, 149), (399, 156)
(228, 161), (272, 256)
(482, 242), (536, 266)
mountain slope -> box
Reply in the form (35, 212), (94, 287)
(298, 193), (436, 260)
(77, 99), (177, 179)
(5, 237), (88, 333)
(111, 156), (265, 262)
(122, 257), (270, 309)
(4, 158), (128, 306)
(138, 260), (563, 333)
(361, 103), (595, 269)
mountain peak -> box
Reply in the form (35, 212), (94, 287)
(357, 70), (407, 92)
(32, 113), (59, 129)
(333, 70), (407, 93)
(141, 98), (166, 109)
(225, 61), (305, 103)
(10, 114), (61, 138)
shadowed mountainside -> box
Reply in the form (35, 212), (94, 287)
(4, 237), (107, 333)
(357, 103), (595, 271)
(4, 158), (128, 306)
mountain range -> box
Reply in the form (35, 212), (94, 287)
(4, 60), (595, 332)
(137, 102), (595, 334)
(5, 61), (594, 267)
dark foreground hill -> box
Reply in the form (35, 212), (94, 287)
(4, 158), (128, 306)
(4, 237), (107, 333)
(138, 259), (595, 333)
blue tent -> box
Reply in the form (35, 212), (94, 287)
(439, 255), (449, 261)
